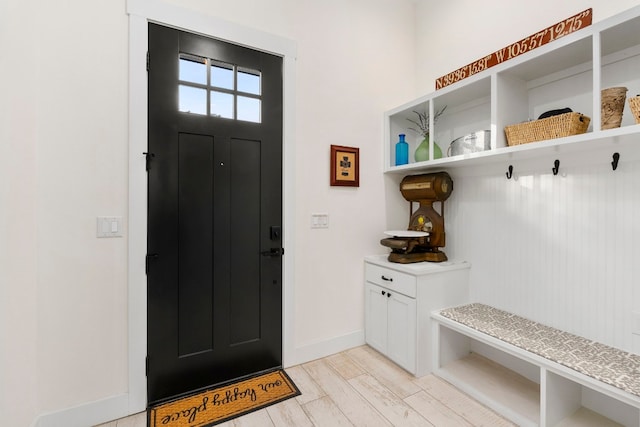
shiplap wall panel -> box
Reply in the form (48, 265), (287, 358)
(444, 157), (640, 354)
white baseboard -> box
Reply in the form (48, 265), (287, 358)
(289, 329), (365, 367)
(33, 393), (136, 427)
(33, 330), (365, 427)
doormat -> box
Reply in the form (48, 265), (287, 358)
(148, 369), (300, 427)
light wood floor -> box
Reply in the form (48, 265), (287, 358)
(96, 345), (515, 427)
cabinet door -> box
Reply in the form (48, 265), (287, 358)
(365, 282), (388, 354)
(386, 291), (417, 373)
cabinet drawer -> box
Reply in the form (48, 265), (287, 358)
(365, 263), (416, 298)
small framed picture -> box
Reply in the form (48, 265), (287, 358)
(330, 145), (359, 187)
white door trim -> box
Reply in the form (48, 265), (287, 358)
(126, 0), (297, 415)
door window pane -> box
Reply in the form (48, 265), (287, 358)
(237, 96), (261, 123)
(211, 62), (234, 90)
(179, 85), (207, 115)
(179, 54), (206, 85)
(211, 91), (234, 119)
(178, 56), (263, 122)
(238, 68), (261, 95)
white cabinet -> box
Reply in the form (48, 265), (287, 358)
(384, 5), (640, 174)
(364, 255), (470, 376)
(365, 282), (416, 371)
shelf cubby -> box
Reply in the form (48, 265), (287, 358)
(544, 370), (636, 426)
(435, 326), (541, 427)
(599, 13), (640, 131)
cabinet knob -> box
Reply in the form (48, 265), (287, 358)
(381, 275), (393, 282)
(381, 290), (386, 296)
(387, 292), (392, 298)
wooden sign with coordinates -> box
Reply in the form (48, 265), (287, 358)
(435, 9), (592, 90)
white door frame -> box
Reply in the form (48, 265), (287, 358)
(126, 0), (297, 412)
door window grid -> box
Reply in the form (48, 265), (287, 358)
(179, 54), (261, 123)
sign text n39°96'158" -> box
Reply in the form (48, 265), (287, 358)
(435, 9), (592, 90)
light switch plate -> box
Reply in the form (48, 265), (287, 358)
(97, 216), (123, 238)
(311, 213), (329, 229)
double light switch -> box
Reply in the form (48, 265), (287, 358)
(97, 216), (123, 238)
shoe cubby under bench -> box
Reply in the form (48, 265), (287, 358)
(431, 303), (640, 427)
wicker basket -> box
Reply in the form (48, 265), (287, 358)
(629, 96), (640, 124)
(504, 112), (591, 146)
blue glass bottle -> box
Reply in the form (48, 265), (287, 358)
(395, 133), (409, 165)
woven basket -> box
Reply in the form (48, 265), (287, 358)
(601, 87), (627, 129)
(504, 112), (591, 146)
(629, 96), (640, 124)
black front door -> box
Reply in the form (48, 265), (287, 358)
(146, 23), (284, 404)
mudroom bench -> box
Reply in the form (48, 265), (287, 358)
(431, 303), (640, 427)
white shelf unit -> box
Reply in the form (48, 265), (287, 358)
(432, 314), (640, 427)
(384, 5), (640, 174)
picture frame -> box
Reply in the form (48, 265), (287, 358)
(330, 145), (359, 187)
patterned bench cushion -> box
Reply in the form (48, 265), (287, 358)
(439, 303), (640, 398)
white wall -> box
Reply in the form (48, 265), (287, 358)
(415, 1), (640, 94)
(5, 1), (639, 425)
(2, 1), (129, 426)
(282, 0), (417, 355)
(0, 0), (417, 425)
(407, 0), (640, 354)
(1, 1), (39, 425)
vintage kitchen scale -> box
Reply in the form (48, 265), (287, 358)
(381, 172), (453, 263)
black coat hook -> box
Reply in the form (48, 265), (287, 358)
(552, 159), (560, 176)
(506, 165), (513, 179)
(612, 152), (620, 171)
